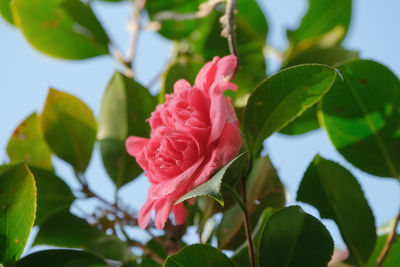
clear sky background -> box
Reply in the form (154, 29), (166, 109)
(1, 0), (400, 250)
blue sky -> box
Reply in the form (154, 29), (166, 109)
(1, 0), (399, 249)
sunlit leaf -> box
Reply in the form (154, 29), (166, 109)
(366, 234), (400, 267)
(40, 88), (97, 172)
(0, 0), (13, 24)
(0, 163), (36, 266)
(244, 64), (337, 155)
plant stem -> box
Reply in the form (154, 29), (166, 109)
(376, 210), (400, 267)
(241, 177), (256, 267)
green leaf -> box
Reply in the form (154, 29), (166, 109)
(0, 163), (36, 266)
(175, 152), (247, 206)
(34, 210), (135, 262)
(319, 59), (400, 178)
(288, 0), (352, 54)
(367, 234), (400, 267)
(0, 0), (13, 24)
(15, 249), (109, 267)
(192, 0), (268, 106)
(7, 112), (53, 170)
(280, 48), (358, 135)
(29, 167), (75, 225)
(259, 206), (334, 267)
(217, 156), (285, 249)
(164, 244), (237, 267)
(40, 88), (97, 173)
(98, 71), (156, 188)
(146, 0), (203, 40)
(160, 58), (202, 103)
(297, 155), (376, 266)
(11, 0), (109, 59)
(244, 64), (337, 155)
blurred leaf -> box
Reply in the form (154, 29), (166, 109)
(192, 0), (268, 106)
(288, 0), (352, 55)
(98, 71), (156, 188)
(40, 88), (97, 173)
(15, 249), (108, 267)
(175, 152), (247, 206)
(297, 155), (376, 265)
(218, 156), (285, 249)
(29, 167), (75, 225)
(0, 165), (11, 174)
(0, 0), (13, 24)
(280, 48), (358, 135)
(366, 234), (400, 267)
(244, 64), (337, 155)
(319, 60), (400, 178)
(11, 0), (109, 59)
(164, 244), (237, 267)
(160, 57), (202, 102)
(0, 163), (36, 266)
(259, 206), (334, 267)
(34, 210), (135, 262)
(147, 0), (203, 40)
(7, 112), (53, 170)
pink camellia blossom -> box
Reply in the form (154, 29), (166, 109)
(126, 55), (241, 229)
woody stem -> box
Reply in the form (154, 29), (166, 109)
(241, 176), (256, 267)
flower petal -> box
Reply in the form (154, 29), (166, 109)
(126, 136), (149, 158)
(173, 202), (187, 225)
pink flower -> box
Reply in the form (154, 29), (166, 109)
(126, 55), (241, 229)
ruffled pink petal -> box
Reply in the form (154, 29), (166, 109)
(173, 202), (187, 225)
(208, 93), (228, 144)
(126, 136), (149, 158)
(194, 56), (219, 92)
(150, 156), (205, 198)
(154, 197), (173, 229)
(138, 192), (155, 229)
(173, 79), (192, 94)
(215, 55), (237, 82)
(192, 122), (241, 189)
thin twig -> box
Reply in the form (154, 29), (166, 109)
(165, 220), (186, 255)
(220, 0), (239, 69)
(124, 0), (147, 76)
(240, 177), (256, 267)
(376, 210), (400, 267)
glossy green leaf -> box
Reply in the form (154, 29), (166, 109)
(244, 64), (337, 155)
(280, 48), (358, 135)
(29, 167), (75, 225)
(218, 156), (285, 249)
(0, 163), (36, 266)
(0, 0), (13, 24)
(288, 0), (352, 54)
(259, 206), (334, 267)
(319, 60), (400, 178)
(147, 0), (202, 40)
(7, 112), (53, 170)
(11, 0), (109, 59)
(98, 71), (156, 188)
(175, 152), (247, 206)
(367, 234), (400, 267)
(40, 88), (97, 173)
(15, 249), (108, 267)
(34, 210), (135, 262)
(164, 244), (237, 267)
(297, 155), (376, 265)
(160, 58), (202, 102)
(192, 0), (268, 106)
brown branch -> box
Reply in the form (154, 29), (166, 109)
(376, 210), (400, 267)
(220, 0), (239, 67)
(241, 177), (256, 267)
(165, 220), (186, 255)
